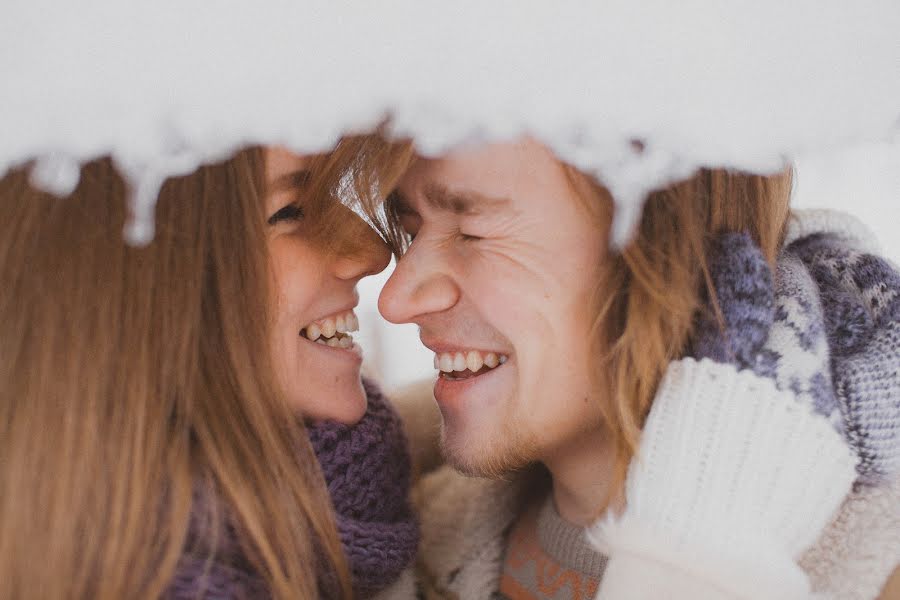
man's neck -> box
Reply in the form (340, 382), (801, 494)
(541, 427), (622, 527)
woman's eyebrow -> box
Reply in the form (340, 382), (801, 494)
(271, 169), (311, 191)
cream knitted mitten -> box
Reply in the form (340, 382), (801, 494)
(588, 233), (858, 600)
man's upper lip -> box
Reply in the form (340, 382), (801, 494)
(419, 334), (508, 355)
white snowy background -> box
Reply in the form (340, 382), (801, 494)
(3, 2), (898, 389)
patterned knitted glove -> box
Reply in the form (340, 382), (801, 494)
(788, 232), (900, 484)
(693, 232), (838, 421)
(588, 232), (858, 600)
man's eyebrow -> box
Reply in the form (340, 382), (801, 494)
(422, 182), (510, 216)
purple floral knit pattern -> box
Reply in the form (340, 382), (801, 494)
(692, 230), (900, 485)
(308, 378), (419, 598)
(787, 233), (900, 484)
(692, 231), (777, 368)
(691, 231), (837, 419)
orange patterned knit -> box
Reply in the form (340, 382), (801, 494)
(499, 495), (607, 600)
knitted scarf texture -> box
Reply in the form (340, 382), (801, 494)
(308, 378), (420, 597)
(165, 379), (418, 599)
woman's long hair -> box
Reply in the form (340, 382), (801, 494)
(571, 167), (793, 496)
(0, 136), (412, 599)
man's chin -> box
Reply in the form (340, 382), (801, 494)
(439, 422), (538, 479)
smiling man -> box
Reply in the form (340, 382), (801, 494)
(377, 138), (900, 600)
(380, 140), (611, 498)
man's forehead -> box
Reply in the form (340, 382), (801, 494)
(396, 140), (565, 215)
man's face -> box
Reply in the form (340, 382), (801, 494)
(378, 139), (608, 475)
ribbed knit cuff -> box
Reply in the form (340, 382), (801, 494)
(588, 358), (858, 599)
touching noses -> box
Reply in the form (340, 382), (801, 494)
(378, 242), (460, 324)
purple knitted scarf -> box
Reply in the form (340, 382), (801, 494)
(165, 378), (418, 599)
(307, 378), (419, 597)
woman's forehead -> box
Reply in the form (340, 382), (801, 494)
(264, 147), (312, 181)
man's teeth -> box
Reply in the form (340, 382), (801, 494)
(433, 350), (509, 373)
(302, 310), (359, 344)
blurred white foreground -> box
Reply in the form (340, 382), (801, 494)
(3, 2), (898, 388)
(3, 1), (899, 243)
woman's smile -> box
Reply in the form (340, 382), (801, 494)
(299, 307), (363, 355)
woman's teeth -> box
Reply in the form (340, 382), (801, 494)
(301, 310), (359, 350)
(434, 350), (508, 373)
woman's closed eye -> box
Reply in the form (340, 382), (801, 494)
(267, 203), (305, 225)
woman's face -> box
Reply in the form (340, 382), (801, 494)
(264, 147), (391, 424)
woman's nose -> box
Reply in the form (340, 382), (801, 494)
(332, 227), (391, 281)
(378, 245), (460, 324)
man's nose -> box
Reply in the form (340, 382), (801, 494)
(378, 244), (460, 324)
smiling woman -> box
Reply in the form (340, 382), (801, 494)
(0, 135), (415, 599)
(263, 146), (393, 424)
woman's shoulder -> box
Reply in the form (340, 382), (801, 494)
(369, 567), (418, 600)
(410, 465), (527, 598)
(382, 377), (444, 479)
(786, 208), (886, 256)
(163, 479), (269, 599)
(413, 465), (518, 555)
(164, 554), (269, 600)
(802, 475), (900, 600)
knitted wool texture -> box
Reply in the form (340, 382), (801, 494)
(692, 232), (837, 417)
(787, 232), (900, 484)
(165, 481), (270, 599)
(307, 378), (419, 598)
(693, 231), (900, 484)
(165, 547), (268, 599)
(591, 231), (859, 598)
(164, 379), (418, 599)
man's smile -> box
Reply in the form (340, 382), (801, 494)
(434, 349), (509, 380)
